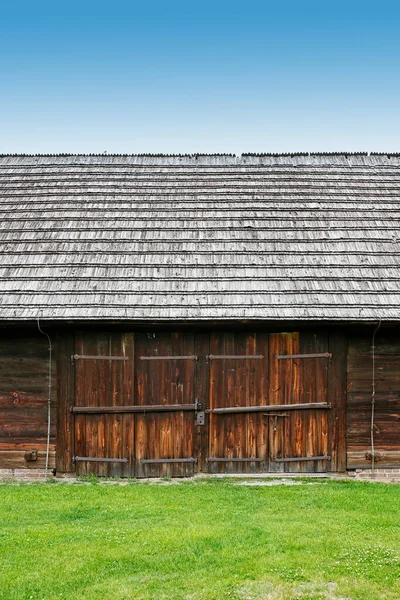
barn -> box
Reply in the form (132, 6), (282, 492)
(0, 153), (399, 479)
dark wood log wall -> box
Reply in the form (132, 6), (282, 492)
(347, 329), (400, 469)
(4, 325), (400, 475)
(0, 331), (56, 469)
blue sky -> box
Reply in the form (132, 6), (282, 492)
(1, 0), (399, 154)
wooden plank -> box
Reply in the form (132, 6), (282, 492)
(268, 333), (283, 473)
(73, 332), (85, 475)
(108, 332), (121, 477)
(0, 450), (56, 469)
(122, 332), (135, 477)
(257, 333), (269, 474)
(347, 449), (400, 469)
(194, 333), (210, 473)
(328, 332), (347, 472)
(314, 332), (329, 472)
(282, 333), (295, 473)
(301, 333), (317, 474)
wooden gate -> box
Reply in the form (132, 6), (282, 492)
(134, 332), (209, 477)
(72, 331), (135, 477)
(65, 329), (344, 477)
(207, 331), (332, 474)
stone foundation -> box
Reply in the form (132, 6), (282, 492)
(350, 468), (400, 480)
(0, 468), (55, 480)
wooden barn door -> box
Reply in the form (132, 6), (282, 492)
(268, 332), (331, 473)
(207, 332), (269, 473)
(134, 332), (208, 478)
(72, 332), (135, 477)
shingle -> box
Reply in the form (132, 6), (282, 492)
(0, 153), (399, 321)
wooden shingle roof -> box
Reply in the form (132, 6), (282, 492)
(0, 153), (399, 321)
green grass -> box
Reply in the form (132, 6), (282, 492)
(0, 478), (400, 599)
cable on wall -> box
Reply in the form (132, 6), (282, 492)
(37, 316), (52, 481)
(371, 319), (382, 477)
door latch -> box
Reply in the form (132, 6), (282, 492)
(195, 398), (205, 425)
(263, 412), (288, 431)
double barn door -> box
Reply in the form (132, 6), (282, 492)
(71, 331), (333, 477)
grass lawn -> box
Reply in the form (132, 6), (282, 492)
(0, 478), (400, 600)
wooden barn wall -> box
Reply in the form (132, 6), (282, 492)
(347, 329), (400, 469)
(4, 325), (400, 475)
(0, 331), (56, 469)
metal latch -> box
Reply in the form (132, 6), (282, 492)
(196, 411), (205, 425)
(263, 412), (288, 431)
(195, 398), (205, 426)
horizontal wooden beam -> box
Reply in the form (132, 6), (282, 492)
(0, 450), (56, 470)
(71, 404), (197, 414)
(276, 353), (332, 359)
(207, 457), (263, 462)
(141, 458), (196, 464)
(274, 455), (331, 463)
(74, 456), (128, 463)
(208, 402), (330, 414)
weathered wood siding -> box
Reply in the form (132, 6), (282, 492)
(347, 330), (400, 469)
(0, 331), (56, 469)
(9, 326), (400, 476)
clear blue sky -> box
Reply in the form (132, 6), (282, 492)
(1, 0), (399, 154)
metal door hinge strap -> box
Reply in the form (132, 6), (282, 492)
(74, 456), (128, 463)
(71, 403), (198, 414)
(139, 355), (198, 360)
(264, 412), (288, 417)
(71, 354), (129, 363)
(141, 458), (196, 464)
(208, 354), (263, 360)
(274, 455), (331, 463)
(207, 457), (263, 462)
(276, 353), (332, 359)
(207, 402), (330, 414)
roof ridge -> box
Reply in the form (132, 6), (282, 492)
(1, 151), (397, 158)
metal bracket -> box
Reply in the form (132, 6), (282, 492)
(276, 353), (332, 360)
(194, 398), (205, 425)
(74, 456), (128, 463)
(139, 355), (198, 361)
(263, 412), (288, 431)
(207, 354), (263, 360)
(196, 411), (205, 426)
(71, 354), (129, 364)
